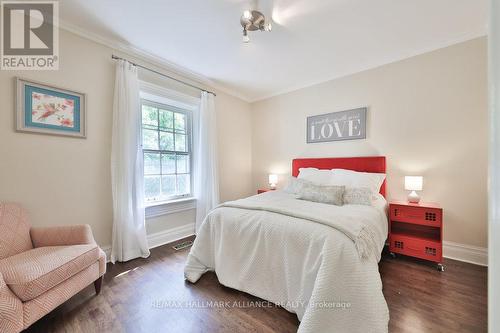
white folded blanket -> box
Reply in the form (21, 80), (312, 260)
(220, 192), (386, 261)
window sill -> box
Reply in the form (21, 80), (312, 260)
(145, 197), (196, 219)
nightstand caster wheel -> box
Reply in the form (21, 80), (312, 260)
(437, 263), (445, 272)
(390, 252), (397, 259)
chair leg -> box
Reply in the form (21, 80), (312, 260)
(94, 276), (103, 295)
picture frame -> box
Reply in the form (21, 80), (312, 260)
(15, 77), (86, 138)
(307, 107), (367, 143)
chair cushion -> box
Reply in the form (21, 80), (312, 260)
(0, 203), (33, 260)
(0, 244), (98, 301)
(23, 262), (100, 329)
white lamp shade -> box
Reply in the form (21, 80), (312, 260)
(405, 176), (423, 191)
(268, 174), (278, 185)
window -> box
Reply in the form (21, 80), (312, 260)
(141, 99), (192, 203)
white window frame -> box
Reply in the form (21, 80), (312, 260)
(141, 99), (193, 202)
(139, 81), (200, 217)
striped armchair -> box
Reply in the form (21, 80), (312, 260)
(0, 203), (106, 333)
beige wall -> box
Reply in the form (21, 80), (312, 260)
(0, 29), (253, 247)
(251, 37), (488, 248)
(0, 28), (487, 250)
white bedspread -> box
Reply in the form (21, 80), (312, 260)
(184, 191), (389, 332)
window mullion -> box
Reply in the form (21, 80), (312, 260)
(173, 112), (176, 154)
(173, 113), (178, 195)
(157, 107), (163, 200)
(143, 149), (188, 155)
(160, 152), (164, 201)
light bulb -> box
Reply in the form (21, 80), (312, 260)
(243, 10), (252, 20)
(268, 174), (278, 189)
(242, 29), (250, 43)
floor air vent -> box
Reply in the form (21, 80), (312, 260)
(173, 240), (193, 251)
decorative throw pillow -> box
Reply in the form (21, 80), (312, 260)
(297, 182), (345, 206)
(343, 187), (374, 206)
(283, 177), (311, 194)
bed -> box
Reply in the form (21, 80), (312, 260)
(184, 157), (389, 333)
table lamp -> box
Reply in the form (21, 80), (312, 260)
(268, 174), (278, 190)
(405, 176), (423, 204)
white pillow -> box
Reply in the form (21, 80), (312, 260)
(331, 169), (386, 194)
(297, 167), (335, 185)
(283, 177), (311, 194)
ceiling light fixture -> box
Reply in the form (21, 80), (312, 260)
(242, 29), (250, 43)
(240, 10), (272, 43)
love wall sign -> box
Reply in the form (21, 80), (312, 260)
(307, 107), (367, 143)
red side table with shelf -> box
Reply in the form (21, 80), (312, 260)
(389, 201), (444, 271)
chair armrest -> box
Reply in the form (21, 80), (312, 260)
(30, 224), (96, 247)
(0, 272), (23, 332)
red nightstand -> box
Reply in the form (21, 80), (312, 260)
(257, 189), (274, 194)
(389, 201), (444, 271)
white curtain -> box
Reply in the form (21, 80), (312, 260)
(110, 59), (150, 263)
(194, 91), (220, 232)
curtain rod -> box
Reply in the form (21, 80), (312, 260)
(111, 55), (216, 97)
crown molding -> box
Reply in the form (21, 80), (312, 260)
(57, 18), (486, 104)
(250, 28), (488, 103)
(57, 18), (252, 102)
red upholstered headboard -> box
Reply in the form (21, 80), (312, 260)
(292, 156), (387, 197)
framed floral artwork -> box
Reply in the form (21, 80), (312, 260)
(15, 78), (86, 138)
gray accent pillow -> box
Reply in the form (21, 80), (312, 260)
(297, 182), (345, 206)
(343, 187), (373, 206)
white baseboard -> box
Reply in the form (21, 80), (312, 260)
(147, 223), (195, 249)
(443, 241), (488, 266)
(101, 223), (195, 263)
(103, 228), (487, 267)
(102, 246), (111, 261)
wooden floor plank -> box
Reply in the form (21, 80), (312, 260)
(24, 237), (487, 333)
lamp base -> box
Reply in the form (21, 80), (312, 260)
(407, 190), (420, 204)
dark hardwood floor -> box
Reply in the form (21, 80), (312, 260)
(24, 237), (487, 333)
